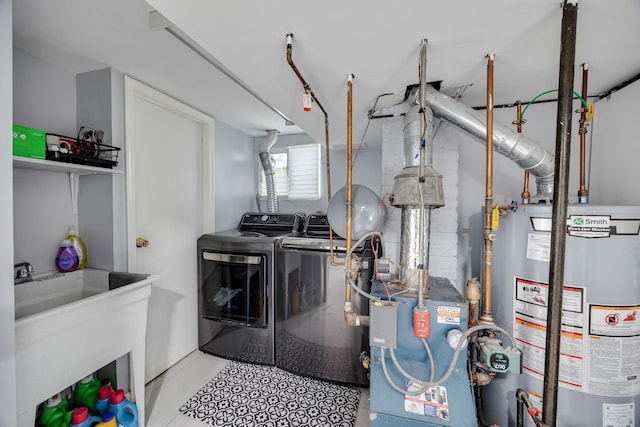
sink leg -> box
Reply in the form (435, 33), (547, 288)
(130, 343), (146, 426)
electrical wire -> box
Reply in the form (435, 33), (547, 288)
(353, 92), (397, 166)
(520, 89), (588, 119)
(345, 232), (386, 301)
(388, 338), (436, 385)
(380, 323), (517, 396)
(422, 338), (435, 382)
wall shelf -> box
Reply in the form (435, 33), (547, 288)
(13, 156), (123, 175)
(13, 156), (123, 214)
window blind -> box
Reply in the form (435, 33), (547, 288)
(287, 144), (321, 200)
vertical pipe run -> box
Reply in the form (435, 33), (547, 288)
(418, 38), (428, 307)
(343, 74), (366, 327)
(345, 74), (354, 305)
(480, 54), (495, 325)
(516, 101), (531, 204)
(578, 63), (589, 204)
(543, 2), (578, 426)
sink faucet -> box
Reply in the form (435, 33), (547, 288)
(14, 262), (34, 285)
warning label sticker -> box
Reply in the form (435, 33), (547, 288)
(437, 306), (460, 325)
(404, 382), (450, 421)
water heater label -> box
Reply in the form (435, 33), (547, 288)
(526, 233), (550, 262)
(603, 402), (635, 427)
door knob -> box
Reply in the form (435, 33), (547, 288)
(136, 237), (149, 248)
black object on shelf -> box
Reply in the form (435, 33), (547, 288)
(46, 133), (120, 168)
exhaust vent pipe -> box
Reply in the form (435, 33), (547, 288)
(416, 85), (555, 200)
(259, 129), (280, 213)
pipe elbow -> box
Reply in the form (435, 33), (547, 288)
(344, 302), (369, 327)
(344, 306), (357, 327)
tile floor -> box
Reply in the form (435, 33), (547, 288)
(144, 350), (370, 427)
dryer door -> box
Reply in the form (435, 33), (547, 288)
(200, 251), (268, 328)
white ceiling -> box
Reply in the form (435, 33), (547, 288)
(13, 0), (640, 148)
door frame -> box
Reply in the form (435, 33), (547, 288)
(123, 75), (215, 271)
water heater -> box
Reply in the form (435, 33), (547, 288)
(484, 204), (640, 426)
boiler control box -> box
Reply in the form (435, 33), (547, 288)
(369, 301), (398, 349)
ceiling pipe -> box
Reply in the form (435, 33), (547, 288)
(417, 85), (556, 201)
(542, 2), (578, 426)
(285, 33), (332, 201)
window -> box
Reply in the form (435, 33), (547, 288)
(258, 143), (321, 200)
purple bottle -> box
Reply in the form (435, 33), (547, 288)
(56, 240), (79, 272)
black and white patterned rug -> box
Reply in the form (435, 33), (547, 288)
(179, 361), (361, 427)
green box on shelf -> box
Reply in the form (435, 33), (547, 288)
(12, 125), (46, 159)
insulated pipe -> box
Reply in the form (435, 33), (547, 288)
(543, 2), (578, 426)
(395, 106), (441, 292)
(480, 54), (495, 325)
(285, 34), (332, 200)
(417, 38), (429, 307)
(258, 130), (280, 213)
(578, 63), (589, 204)
(419, 85), (555, 200)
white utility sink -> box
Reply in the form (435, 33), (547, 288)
(14, 269), (157, 427)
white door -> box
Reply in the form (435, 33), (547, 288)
(124, 76), (214, 383)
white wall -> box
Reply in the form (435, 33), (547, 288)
(590, 78), (640, 205)
(13, 49), (79, 274)
(0, 1), (17, 425)
(214, 121), (257, 231)
(13, 48), (76, 135)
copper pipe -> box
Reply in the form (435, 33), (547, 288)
(480, 54), (495, 325)
(515, 101), (531, 204)
(344, 74), (365, 327)
(578, 63), (589, 203)
(285, 34), (341, 266)
(285, 33), (332, 200)
(466, 278), (481, 328)
(345, 74), (354, 304)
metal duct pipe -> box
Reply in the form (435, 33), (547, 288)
(543, 2), (578, 426)
(259, 129), (280, 213)
(418, 85), (556, 200)
(393, 105), (443, 292)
